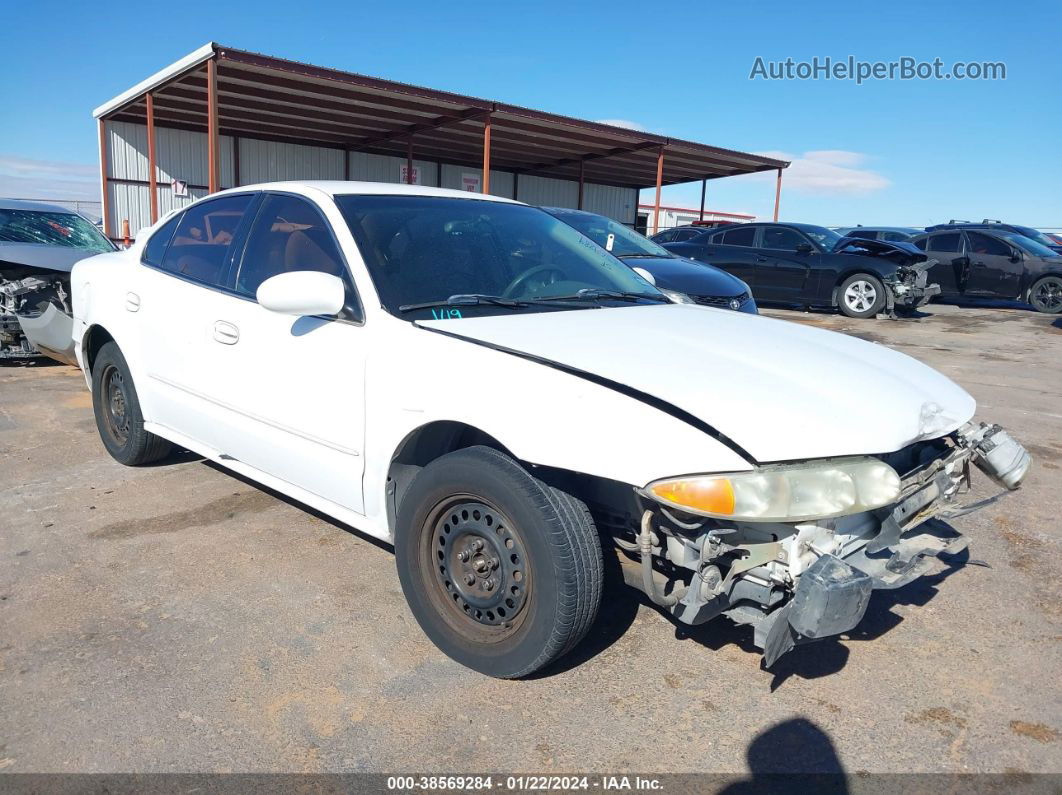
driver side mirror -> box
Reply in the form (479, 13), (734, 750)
(631, 266), (657, 286)
(795, 242), (814, 254)
(257, 271), (346, 317)
(1009, 250), (1022, 263)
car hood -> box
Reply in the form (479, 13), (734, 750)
(419, 304), (975, 464)
(833, 236), (927, 262)
(0, 243), (100, 273)
(619, 255), (748, 295)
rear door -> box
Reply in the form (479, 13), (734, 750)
(757, 226), (816, 302)
(919, 232), (964, 296)
(964, 231), (1022, 297)
(701, 224), (760, 285)
(137, 193), (259, 449)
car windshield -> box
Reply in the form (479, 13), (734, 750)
(1003, 233), (1060, 258)
(0, 209), (114, 253)
(1010, 226), (1058, 249)
(549, 210), (671, 258)
(336, 195), (664, 319)
(803, 226), (844, 251)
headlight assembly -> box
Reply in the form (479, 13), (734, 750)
(659, 288), (696, 304)
(646, 457), (901, 522)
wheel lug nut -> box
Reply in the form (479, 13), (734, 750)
(465, 574), (476, 586)
(484, 578), (495, 591)
(458, 550), (470, 562)
(471, 539), (484, 552)
(490, 557), (500, 570)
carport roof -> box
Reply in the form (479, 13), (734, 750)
(94, 43), (789, 189)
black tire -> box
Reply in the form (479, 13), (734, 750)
(1028, 275), (1062, 314)
(91, 341), (172, 466)
(395, 446), (603, 678)
(837, 273), (886, 318)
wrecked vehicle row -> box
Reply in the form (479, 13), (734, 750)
(0, 199), (115, 364)
(70, 182), (1032, 677)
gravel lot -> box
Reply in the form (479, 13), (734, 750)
(1, 301), (1059, 777)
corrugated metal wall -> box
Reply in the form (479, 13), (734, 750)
(105, 121), (639, 236)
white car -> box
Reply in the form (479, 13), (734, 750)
(71, 182), (1031, 677)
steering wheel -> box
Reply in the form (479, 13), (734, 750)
(501, 265), (566, 298)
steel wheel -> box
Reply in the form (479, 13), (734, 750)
(100, 363), (131, 446)
(844, 279), (878, 314)
(423, 495), (531, 639)
(1030, 276), (1062, 313)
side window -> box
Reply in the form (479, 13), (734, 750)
(157, 195), (254, 288)
(719, 226), (756, 247)
(653, 229), (675, 243)
(880, 231), (905, 242)
(236, 194), (350, 297)
(141, 213), (181, 267)
(913, 237), (928, 251)
(849, 230), (877, 240)
(674, 228), (702, 241)
(966, 232), (1010, 257)
(927, 233), (961, 253)
(761, 227), (807, 251)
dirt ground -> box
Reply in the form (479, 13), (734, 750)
(1, 300), (1059, 777)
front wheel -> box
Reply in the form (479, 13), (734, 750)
(395, 446), (603, 678)
(838, 273), (886, 319)
(91, 341), (172, 466)
(1029, 275), (1062, 314)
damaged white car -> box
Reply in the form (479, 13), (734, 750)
(71, 183), (1031, 677)
(1, 199), (115, 364)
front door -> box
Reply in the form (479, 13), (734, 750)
(963, 231), (1023, 297)
(204, 192), (367, 513)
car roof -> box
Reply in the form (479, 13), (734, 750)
(211, 180), (522, 205)
(0, 198), (88, 214)
(837, 226), (921, 233)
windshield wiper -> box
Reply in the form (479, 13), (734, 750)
(540, 288), (669, 304)
(616, 253), (659, 259)
(398, 294), (531, 312)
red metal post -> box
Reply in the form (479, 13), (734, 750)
(206, 58), (220, 193)
(98, 118), (111, 239)
(773, 167), (782, 222)
(699, 178), (706, 222)
(481, 114), (492, 194)
(577, 159), (585, 209)
(652, 146), (664, 236)
(406, 136), (414, 184)
(146, 92), (158, 223)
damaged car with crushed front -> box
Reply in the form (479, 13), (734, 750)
(72, 182), (1031, 678)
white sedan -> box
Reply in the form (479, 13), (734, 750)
(71, 182), (1030, 677)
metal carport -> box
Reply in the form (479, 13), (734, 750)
(93, 43), (789, 241)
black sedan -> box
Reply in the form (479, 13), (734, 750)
(543, 207), (757, 313)
(910, 227), (1062, 313)
(659, 222), (937, 319)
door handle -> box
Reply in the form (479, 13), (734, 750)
(756, 256), (769, 263)
(125, 292), (140, 312)
(213, 320), (239, 345)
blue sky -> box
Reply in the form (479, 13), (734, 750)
(2, 0), (1059, 226)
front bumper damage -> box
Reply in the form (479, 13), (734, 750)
(883, 260), (940, 316)
(622, 422), (1031, 667)
(0, 272), (77, 365)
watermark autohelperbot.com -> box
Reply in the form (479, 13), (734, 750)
(749, 55), (1006, 84)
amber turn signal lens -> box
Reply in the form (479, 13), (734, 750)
(649, 477), (736, 516)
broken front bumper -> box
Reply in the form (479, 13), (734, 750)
(757, 422), (1031, 665)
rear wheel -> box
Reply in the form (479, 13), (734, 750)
(1029, 276), (1062, 314)
(395, 446), (602, 678)
(838, 273), (886, 318)
(91, 342), (172, 466)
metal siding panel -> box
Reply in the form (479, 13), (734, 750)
(515, 174), (578, 208)
(440, 164), (514, 197)
(238, 138), (344, 183)
(348, 152), (439, 185)
(106, 181), (151, 238)
(582, 184), (638, 225)
(107, 121), (149, 182)
(109, 123), (234, 191)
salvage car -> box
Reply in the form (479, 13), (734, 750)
(543, 207), (756, 313)
(910, 228), (1062, 313)
(71, 182), (1031, 677)
(661, 222), (939, 318)
(1, 199), (115, 363)
(924, 221), (1062, 255)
